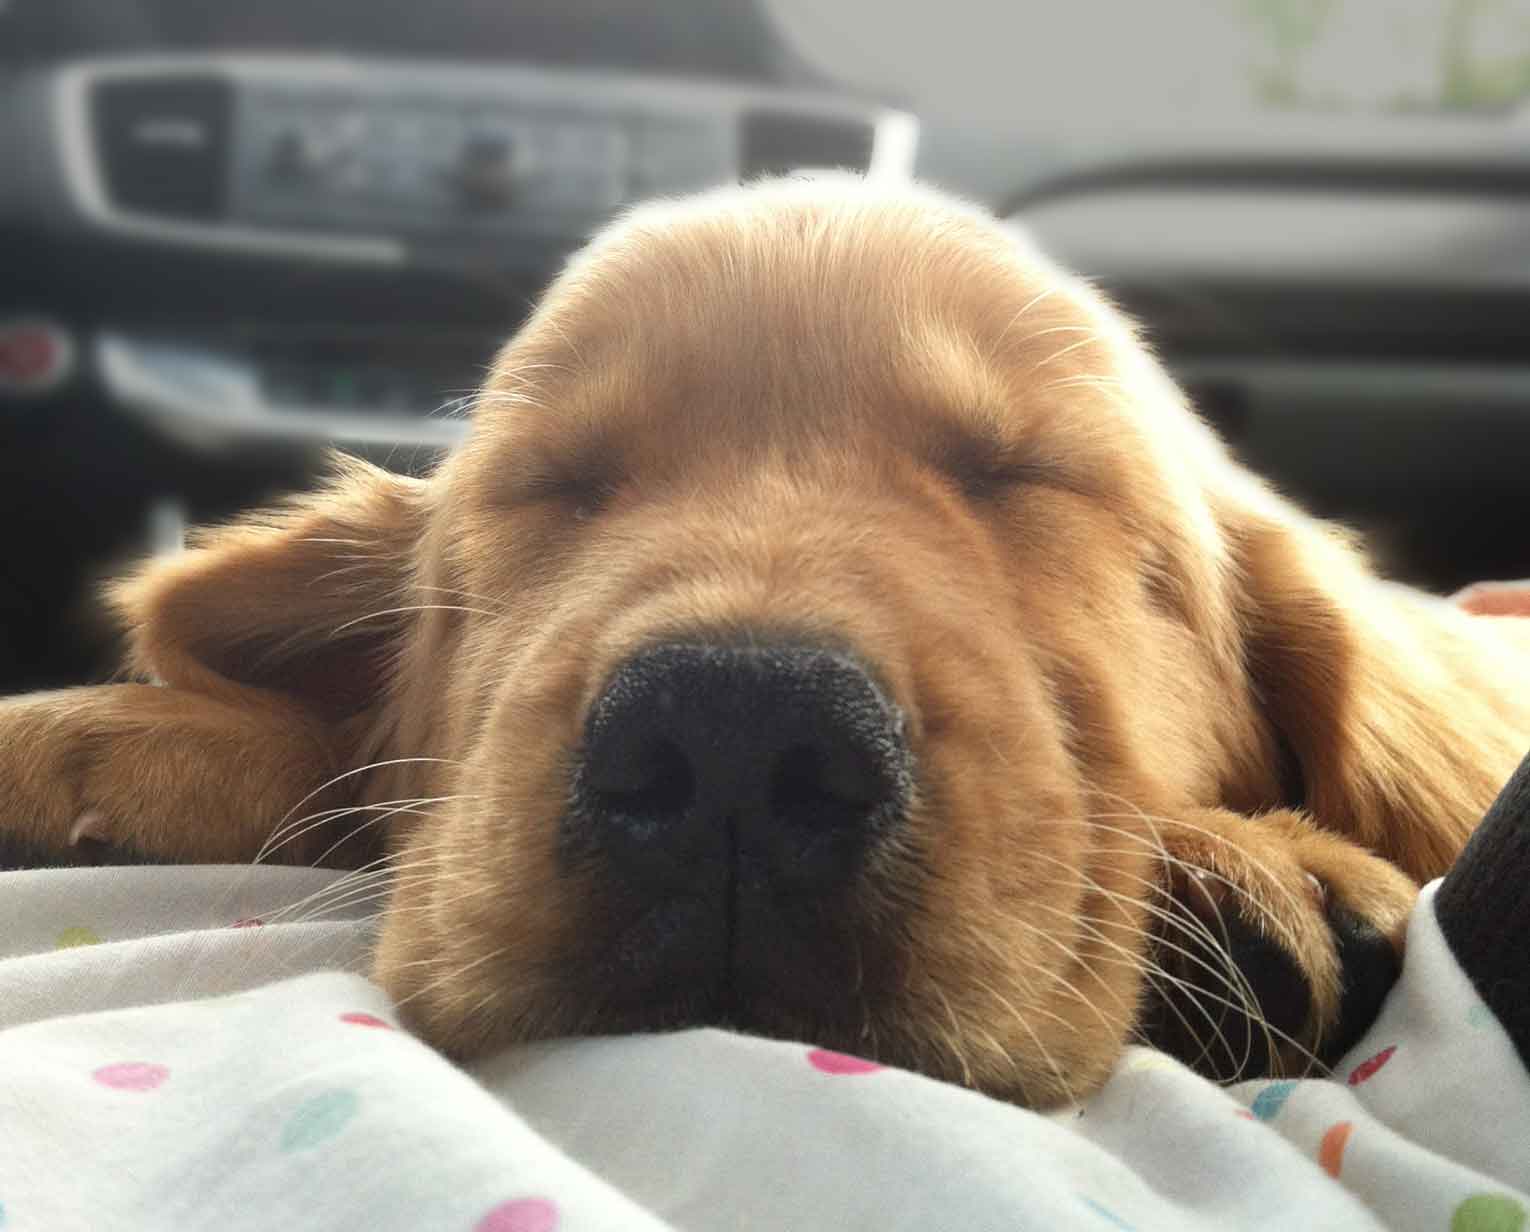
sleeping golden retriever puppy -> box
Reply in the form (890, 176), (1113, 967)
(3, 178), (1530, 1106)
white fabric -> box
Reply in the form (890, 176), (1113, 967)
(0, 867), (1525, 1231)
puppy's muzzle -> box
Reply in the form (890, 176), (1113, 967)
(571, 642), (912, 898)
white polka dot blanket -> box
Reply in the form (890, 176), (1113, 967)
(0, 867), (1525, 1231)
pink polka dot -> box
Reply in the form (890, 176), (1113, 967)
(338, 1012), (394, 1030)
(1347, 1045), (1397, 1086)
(808, 1048), (883, 1075)
(476, 1197), (559, 1232)
(92, 1062), (169, 1092)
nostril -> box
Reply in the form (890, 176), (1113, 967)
(591, 737), (695, 820)
(770, 742), (885, 823)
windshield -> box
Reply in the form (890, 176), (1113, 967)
(768, 0), (1530, 118)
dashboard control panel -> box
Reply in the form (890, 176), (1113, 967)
(54, 56), (917, 262)
(43, 55), (916, 454)
(230, 84), (716, 235)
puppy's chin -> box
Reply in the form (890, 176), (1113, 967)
(389, 874), (903, 1067)
(395, 962), (1088, 1110)
(376, 850), (1147, 1112)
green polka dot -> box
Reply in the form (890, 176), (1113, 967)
(1452, 1194), (1527, 1232)
(54, 927), (101, 949)
(1080, 1196), (1136, 1230)
(280, 1088), (360, 1152)
(1467, 1002), (1497, 1030)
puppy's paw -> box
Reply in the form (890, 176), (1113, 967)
(0, 693), (93, 862)
(1139, 810), (1417, 1082)
(0, 694), (148, 866)
(0, 685), (342, 866)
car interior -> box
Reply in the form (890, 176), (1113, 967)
(4, 0), (1529, 698)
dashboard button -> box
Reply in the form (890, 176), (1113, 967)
(0, 320), (75, 396)
(450, 133), (519, 210)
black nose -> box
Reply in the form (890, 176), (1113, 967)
(570, 642), (912, 895)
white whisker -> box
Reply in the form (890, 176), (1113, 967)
(253, 757), (465, 866)
(1030, 334), (1105, 372)
(329, 604), (500, 636)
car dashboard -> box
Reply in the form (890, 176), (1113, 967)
(2, 0), (1528, 693)
(10, 44), (912, 453)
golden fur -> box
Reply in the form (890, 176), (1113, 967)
(4, 178), (1529, 1106)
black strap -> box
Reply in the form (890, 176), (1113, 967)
(1434, 749), (1530, 1069)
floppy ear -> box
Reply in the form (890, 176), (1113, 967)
(1224, 492), (1527, 882)
(108, 453), (429, 723)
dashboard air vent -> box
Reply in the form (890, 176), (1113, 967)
(90, 75), (232, 221)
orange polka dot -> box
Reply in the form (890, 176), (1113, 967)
(1319, 1121), (1353, 1178)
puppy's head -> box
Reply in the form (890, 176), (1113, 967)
(114, 180), (1474, 1104)
(362, 179), (1282, 1104)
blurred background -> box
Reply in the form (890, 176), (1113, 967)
(3, 0), (1530, 693)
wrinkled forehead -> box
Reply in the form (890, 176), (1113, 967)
(469, 182), (1151, 464)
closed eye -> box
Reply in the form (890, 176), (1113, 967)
(497, 433), (624, 519)
(953, 455), (1051, 502)
(515, 468), (617, 519)
(929, 421), (1051, 503)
